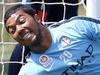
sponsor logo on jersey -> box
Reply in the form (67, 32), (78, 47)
(39, 55), (53, 68)
(61, 36), (70, 47)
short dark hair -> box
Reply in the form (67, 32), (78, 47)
(4, 4), (36, 25)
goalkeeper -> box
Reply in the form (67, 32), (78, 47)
(4, 4), (100, 75)
(8, 0), (79, 75)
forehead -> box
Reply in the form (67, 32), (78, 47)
(6, 10), (30, 24)
(10, 10), (28, 18)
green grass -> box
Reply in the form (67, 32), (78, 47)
(0, 44), (16, 75)
(78, 4), (86, 16)
(0, 64), (9, 75)
(0, 23), (16, 75)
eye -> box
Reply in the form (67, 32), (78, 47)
(8, 27), (16, 34)
(18, 16), (26, 24)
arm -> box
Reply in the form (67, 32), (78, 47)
(8, 44), (30, 75)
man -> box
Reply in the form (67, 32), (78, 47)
(4, 4), (100, 75)
(8, 0), (79, 74)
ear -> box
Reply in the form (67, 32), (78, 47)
(34, 14), (41, 23)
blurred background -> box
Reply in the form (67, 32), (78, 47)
(0, 0), (86, 75)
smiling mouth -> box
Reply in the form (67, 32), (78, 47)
(23, 32), (31, 40)
(20, 32), (36, 42)
(19, 32), (31, 41)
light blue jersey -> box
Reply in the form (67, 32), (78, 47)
(18, 16), (100, 75)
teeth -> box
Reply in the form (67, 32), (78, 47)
(32, 35), (36, 41)
(21, 32), (36, 41)
(23, 33), (31, 40)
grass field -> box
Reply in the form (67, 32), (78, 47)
(0, 2), (86, 75)
(0, 23), (16, 75)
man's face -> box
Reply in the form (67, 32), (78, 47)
(6, 10), (41, 46)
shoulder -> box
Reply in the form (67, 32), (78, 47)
(48, 16), (100, 29)
(68, 16), (100, 24)
(48, 20), (67, 28)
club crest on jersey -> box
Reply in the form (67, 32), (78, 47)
(39, 55), (53, 68)
(60, 36), (70, 47)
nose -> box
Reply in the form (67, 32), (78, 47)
(16, 25), (23, 32)
(16, 25), (25, 35)
(16, 25), (27, 37)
